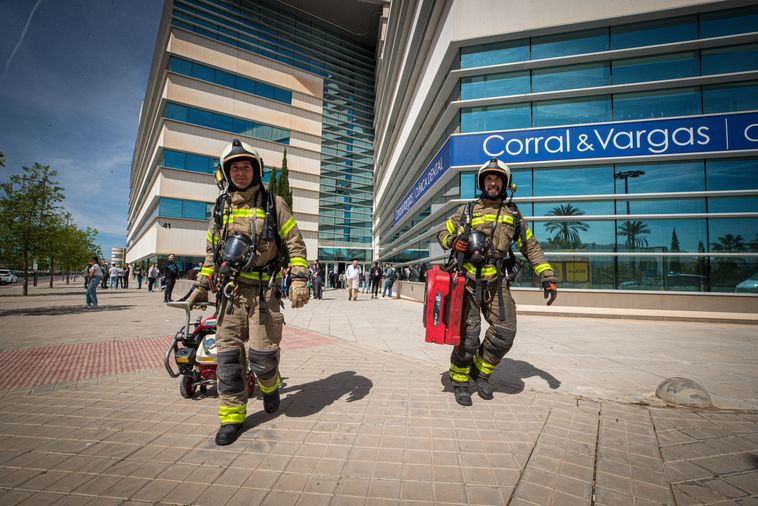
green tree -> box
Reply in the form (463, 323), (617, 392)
(543, 203), (589, 249)
(670, 228), (681, 273)
(268, 168), (279, 195)
(618, 220), (650, 250)
(711, 233), (746, 252)
(278, 148), (293, 210)
(0, 163), (65, 295)
(0, 151), (5, 167)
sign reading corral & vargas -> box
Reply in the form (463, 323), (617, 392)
(393, 111), (758, 224)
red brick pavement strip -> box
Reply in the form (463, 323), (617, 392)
(0, 326), (334, 390)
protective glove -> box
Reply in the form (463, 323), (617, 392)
(541, 276), (558, 306)
(452, 235), (468, 252)
(290, 277), (310, 309)
(186, 286), (209, 308)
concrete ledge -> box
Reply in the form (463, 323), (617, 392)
(395, 280), (758, 324)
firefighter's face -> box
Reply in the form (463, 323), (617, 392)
(230, 160), (254, 188)
(484, 174), (503, 197)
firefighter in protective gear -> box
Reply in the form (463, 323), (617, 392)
(437, 158), (558, 406)
(187, 139), (309, 445)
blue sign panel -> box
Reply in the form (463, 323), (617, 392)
(393, 111), (758, 224)
(393, 140), (452, 224)
(453, 111), (758, 166)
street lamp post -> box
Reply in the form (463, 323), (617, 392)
(613, 170), (646, 214)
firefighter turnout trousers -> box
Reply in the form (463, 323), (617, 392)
(449, 279), (517, 385)
(215, 283), (284, 425)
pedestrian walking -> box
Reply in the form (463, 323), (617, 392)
(85, 256), (103, 307)
(370, 261), (383, 299)
(311, 260), (323, 299)
(382, 263), (396, 299)
(148, 264), (158, 292)
(185, 138), (309, 446)
(437, 157), (558, 406)
(346, 259), (361, 301)
(163, 254), (179, 302)
(121, 264), (130, 288)
(135, 266), (143, 289)
(108, 264), (120, 289)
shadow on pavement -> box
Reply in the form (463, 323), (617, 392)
(493, 358), (561, 393)
(241, 371), (372, 432)
(0, 304), (135, 317)
(438, 358), (561, 395)
(0, 290), (87, 298)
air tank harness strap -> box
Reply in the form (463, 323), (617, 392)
(490, 205), (506, 321)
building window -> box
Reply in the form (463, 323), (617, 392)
(706, 158), (758, 191)
(532, 62), (610, 93)
(699, 5), (758, 39)
(613, 87), (701, 121)
(460, 103), (531, 132)
(701, 44), (758, 76)
(532, 95), (611, 127)
(460, 39), (529, 69)
(612, 52), (700, 85)
(532, 28), (609, 60)
(461, 71), (529, 99)
(703, 81), (758, 113)
(158, 197), (212, 220)
(164, 102), (290, 144)
(169, 56), (293, 104)
(610, 15), (697, 50)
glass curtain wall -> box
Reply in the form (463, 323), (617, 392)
(170, 0), (376, 259)
(384, 6), (758, 293)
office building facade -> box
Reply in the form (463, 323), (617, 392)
(126, 0), (380, 274)
(374, 0), (758, 295)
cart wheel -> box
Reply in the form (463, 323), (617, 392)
(246, 373), (256, 396)
(180, 375), (195, 399)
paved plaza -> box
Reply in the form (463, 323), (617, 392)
(0, 283), (756, 505)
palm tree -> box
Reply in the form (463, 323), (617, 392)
(544, 204), (590, 249)
(711, 233), (747, 252)
(618, 220), (650, 250)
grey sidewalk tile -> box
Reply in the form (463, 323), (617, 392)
(272, 472), (310, 493)
(295, 493), (333, 505)
(189, 483), (239, 505)
(226, 487), (270, 506)
(0, 489), (34, 506)
(161, 481), (209, 505)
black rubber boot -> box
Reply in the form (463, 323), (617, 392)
(215, 423), (242, 446)
(453, 383), (472, 406)
(476, 376), (494, 400)
(263, 390), (280, 414)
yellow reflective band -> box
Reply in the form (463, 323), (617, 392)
(442, 234), (452, 249)
(222, 208), (266, 224)
(471, 214), (514, 227)
(219, 404), (246, 424)
(290, 257), (309, 268)
(279, 216), (296, 239)
(257, 374), (281, 394)
(239, 271), (282, 281)
(534, 263), (553, 275)
(449, 364), (470, 375)
(446, 218), (456, 234)
(449, 371), (470, 383)
(199, 266), (215, 277)
(207, 231), (216, 243)
(474, 353), (496, 375)
(516, 228), (534, 248)
(462, 262), (497, 277)
(176, 356), (189, 364)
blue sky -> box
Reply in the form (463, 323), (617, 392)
(0, 0), (163, 260)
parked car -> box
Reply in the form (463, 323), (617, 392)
(735, 272), (758, 293)
(0, 269), (19, 284)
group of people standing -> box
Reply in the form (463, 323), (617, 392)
(344, 260), (398, 301)
(81, 254), (179, 307)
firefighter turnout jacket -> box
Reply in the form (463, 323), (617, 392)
(437, 196), (554, 281)
(196, 184), (308, 287)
